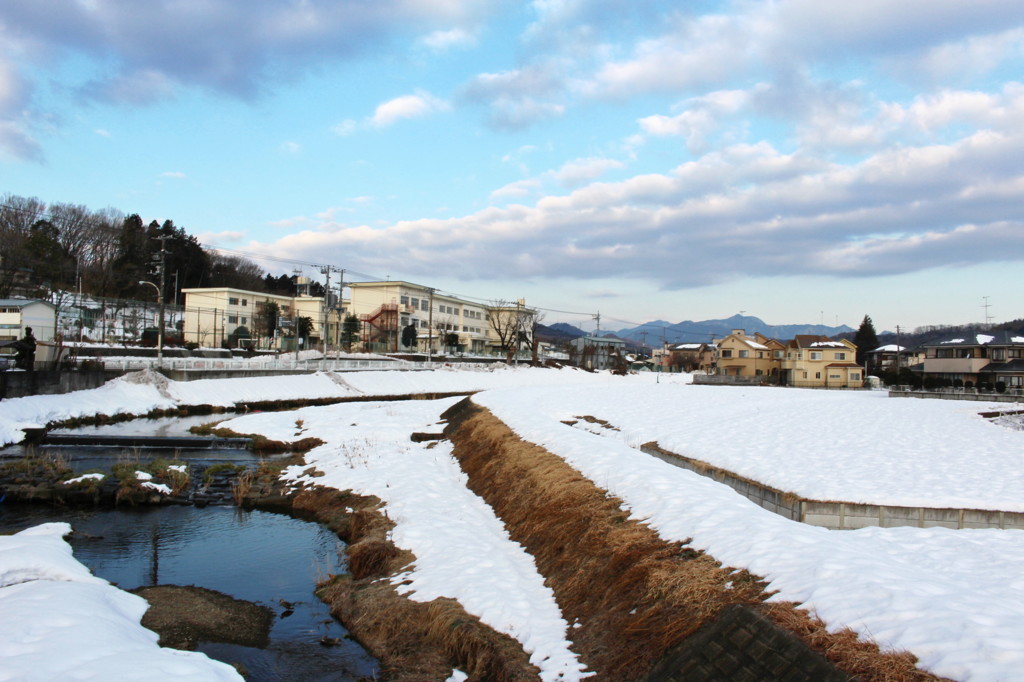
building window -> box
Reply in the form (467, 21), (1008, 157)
(721, 349), (733, 358)
(810, 351), (822, 360)
(815, 372), (821, 379)
(850, 372), (861, 380)
(411, 297), (419, 307)
(228, 315), (238, 324)
(774, 350), (783, 359)
(400, 295), (409, 305)
(421, 300), (428, 311)
(835, 352), (846, 360)
(241, 299), (247, 306)
(738, 350), (749, 358)
(829, 374), (841, 379)
(241, 317), (247, 325)
(229, 297), (239, 306)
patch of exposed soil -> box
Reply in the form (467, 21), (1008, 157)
(133, 584), (273, 650)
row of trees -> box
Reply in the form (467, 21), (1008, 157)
(0, 194), (279, 307)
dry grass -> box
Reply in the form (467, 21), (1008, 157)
(290, 487), (540, 681)
(442, 398), (944, 682)
(761, 602), (946, 681)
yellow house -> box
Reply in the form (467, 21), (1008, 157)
(714, 330), (784, 379)
(781, 336), (863, 388)
(182, 287), (326, 349)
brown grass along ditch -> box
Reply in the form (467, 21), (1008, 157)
(284, 487), (540, 681)
(441, 398), (943, 681)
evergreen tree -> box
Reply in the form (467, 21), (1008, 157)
(853, 315), (880, 369)
(401, 323), (417, 348)
(341, 314), (361, 351)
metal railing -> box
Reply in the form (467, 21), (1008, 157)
(94, 356), (417, 373)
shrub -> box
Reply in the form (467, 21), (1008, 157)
(996, 381), (1007, 393)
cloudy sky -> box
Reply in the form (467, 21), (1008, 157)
(3, 0), (1024, 333)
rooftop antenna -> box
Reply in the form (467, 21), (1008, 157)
(982, 296), (992, 326)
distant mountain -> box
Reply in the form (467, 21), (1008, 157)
(536, 322), (587, 344)
(613, 314), (854, 346)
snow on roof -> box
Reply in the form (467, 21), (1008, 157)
(940, 338), (966, 344)
(871, 344), (905, 352)
(809, 341), (846, 348)
(1014, 336), (1024, 344)
(977, 334), (995, 344)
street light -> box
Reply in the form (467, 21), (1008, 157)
(138, 280), (163, 368)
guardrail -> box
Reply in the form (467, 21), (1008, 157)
(94, 357), (416, 373)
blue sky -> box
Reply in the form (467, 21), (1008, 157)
(3, 0), (1024, 334)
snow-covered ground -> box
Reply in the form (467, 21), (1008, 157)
(0, 523), (242, 681)
(2, 368), (1023, 680)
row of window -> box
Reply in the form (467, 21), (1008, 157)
(227, 297), (249, 306)
(397, 295), (485, 320)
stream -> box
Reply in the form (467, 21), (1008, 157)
(0, 415), (379, 681)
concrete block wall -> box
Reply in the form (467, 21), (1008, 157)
(642, 442), (1024, 531)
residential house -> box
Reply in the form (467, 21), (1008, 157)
(0, 299), (57, 343)
(0, 299), (59, 366)
(662, 342), (713, 372)
(865, 344), (923, 375)
(780, 336), (863, 388)
(182, 287), (326, 349)
(713, 330), (784, 380)
(570, 336), (627, 370)
(920, 332), (1024, 388)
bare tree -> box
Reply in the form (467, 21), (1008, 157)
(487, 299), (535, 363)
(0, 194), (45, 297)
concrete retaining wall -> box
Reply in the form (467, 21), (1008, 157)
(642, 442), (1024, 531)
(0, 370), (117, 400)
(890, 388), (1024, 403)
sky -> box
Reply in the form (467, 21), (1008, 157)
(2, 0), (1024, 334)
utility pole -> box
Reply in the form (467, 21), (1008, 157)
(334, 269), (345, 360)
(427, 288), (435, 362)
(319, 265), (332, 356)
(895, 325), (901, 372)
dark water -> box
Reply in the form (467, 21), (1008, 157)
(0, 505), (378, 681)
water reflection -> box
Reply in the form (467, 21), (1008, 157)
(0, 505), (376, 681)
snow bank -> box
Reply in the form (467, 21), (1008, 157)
(0, 524), (241, 681)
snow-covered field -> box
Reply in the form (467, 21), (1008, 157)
(3, 367), (1024, 680)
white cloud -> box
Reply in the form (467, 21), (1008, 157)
(160, 171), (185, 178)
(280, 141), (301, 154)
(246, 125), (1024, 290)
(490, 178), (541, 200)
(371, 90), (449, 127)
(551, 157), (624, 188)
(417, 27), (478, 51)
(93, 128), (110, 137)
(331, 119), (357, 136)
